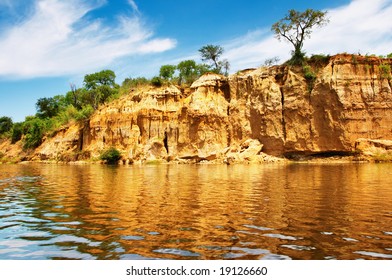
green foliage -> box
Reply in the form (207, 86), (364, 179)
(75, 105), (94, 122)
(198, 44), (230, 75)
(199, 44), (224, 72)
(100, 147), (122, 164)
(65, 85), (83, 109)
(379, 64), (391, 80)
(387, 53), (392, 59)
(82, 70), (119, 109)
(272, 9), (329, 65)
(122, 77), (149, 88)
(11, 122), (23, 143)
(56, 105), (79, 125)
(151, 76), (163, 87)
(351, 55), (358, 65)
(23, 117), (49, 149)
(288, 51), (306, 66)
(36, 95), (66, 119)
(159, 65), (176, 80)
(177, 60), (200, 85)
(303, 65), (317, 82)
(84, 69), (116, 90)
(0, 116), (13, 134)
(308, 54), (330, 67)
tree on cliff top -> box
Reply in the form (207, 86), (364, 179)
(272, 9), (329, 65)
(199, 44), (229, 75)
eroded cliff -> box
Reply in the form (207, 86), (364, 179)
(3, 54), (392, 163)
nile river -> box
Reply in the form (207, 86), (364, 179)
(0, 163), (391, 260)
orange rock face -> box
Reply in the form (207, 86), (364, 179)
(22, 55), (392, 163)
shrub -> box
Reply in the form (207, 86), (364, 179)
(75, 105), (94, 121)
(0, 116), (13, 134)
(351, 55), (358, 65)
(100, 147), (122, 164)
(379, 64), (391, 80)
(303, 65), (317, 82)
(387, 53), (392, 59)
(11, 122), (23, 143)
(151, 76), (163, 87)
(23, 118), (48, 149)
(308, 54), (330, 67)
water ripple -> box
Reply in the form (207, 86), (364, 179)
(354, 251), (392, 259)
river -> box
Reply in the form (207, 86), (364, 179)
(0, 163), (391, 260)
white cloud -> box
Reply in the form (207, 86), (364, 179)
(0, 0), (176, 79)
(127, 0), (140, 15)
(224, 0), (392, 72)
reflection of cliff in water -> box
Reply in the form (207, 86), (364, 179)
(0, 163), (392, 259)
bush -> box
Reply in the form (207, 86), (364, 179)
(0, 116), (13, 134)
(288, 51), (306, 66)
(100, 147), (122, 164)
(23, 118), (48, 149)
(11, 122), (23, 143)
(75, 105), (94, 121)
(379, 64), (391, 80)
(308, 54), (330, 67)
(303, 65), (317, 82)
(151, 76), (163, 87)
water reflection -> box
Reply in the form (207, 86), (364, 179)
(0, 163), (391, 259)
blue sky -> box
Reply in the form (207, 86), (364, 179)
(0, 0), (391, 122)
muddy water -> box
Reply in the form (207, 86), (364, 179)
(0, 163), (391, 259)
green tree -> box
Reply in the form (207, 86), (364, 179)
(271, 9), (329, 64)
(36, 95), (66, 118)
(159, 65), (176, 80)
(11, 122), (23, 143)
(177, 60), (200, 85)
(65, 83), (83, 109)
(199, 44), (224, 72)
(82, 70), (119, 109)
(23, 117), (48, 149)
(0, 116), (13, 134)
(84, 69), (116, 90)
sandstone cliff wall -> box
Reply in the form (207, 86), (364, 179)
(25, 54), (392, 163)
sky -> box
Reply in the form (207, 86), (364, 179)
(0, 0), (391, 122)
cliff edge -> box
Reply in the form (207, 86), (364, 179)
(2, 54), (392, 163)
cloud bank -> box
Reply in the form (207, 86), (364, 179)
(224, 0), (392, 72)
(0, 0), (176, 79)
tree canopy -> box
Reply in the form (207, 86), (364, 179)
(198, 44), (229, 75)
(84, 69), (116, 90)
(271, 9), (329, 64)
(159, 65), (176, 80)
(199, 45), (223, 70)
(0, 116), (13, 134)
(36, 96), (65, 119)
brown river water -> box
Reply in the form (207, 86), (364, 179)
(0, 163), (391, 260)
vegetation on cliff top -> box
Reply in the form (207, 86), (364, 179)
(0, 44), (229, 150)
